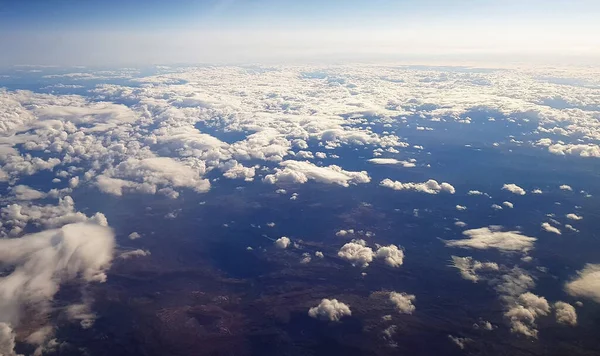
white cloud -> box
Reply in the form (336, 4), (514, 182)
(455, 205), (467, 211)
(454, 221), (467, 227)
(308, 299), (351, 321)
(380, 179), (455, 194)
(368, 158), (415, 167)
(566, 213), (583, 221)
(264, 160), (370, 187)
(119, 249), (151, 259)
(502, 201), (514, 208)
(444, 226), (536, 253)
(560, 185), (573, 191)
(467, 190), (487, 196)
(389, 292), (416, 314)
(337, 239), (374, 267)
(541, 222), (561, 235)
(274, 236), (291, 249)
(9, 185), (46, 201)
(504, 292), (550, 338)
(0, 223), (114, 351)
(375, 245), (405, 267)
(315, 251), (324, 258)
(502, 184), (526, 195)
(565, 264), (600, 303)
(491, 204), (503, 210)
(554, 301), (577, 326)
(448, 335), (472, 350)
(450, 256), (499, 282)
(532, 189), (543, 194)
(128, 232), (141, 240)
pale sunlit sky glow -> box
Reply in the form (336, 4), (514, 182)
(1, 0), (599, 66)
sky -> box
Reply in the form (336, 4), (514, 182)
(1, 0), (600, 66)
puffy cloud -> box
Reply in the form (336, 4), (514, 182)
(274, 236), (291, 249)
(335, 229), (355, 237)
(502, 201), (514, 208)
(565, 224), (579, 232)
(502, 184), (526, 195)
(0, 223), (114, 353)
(389, 292), (416, 314)
(9, 185), (46, 201)
(554, 301), (577, 326)
(541, 222), (561, 235)
(532, 189), (543, 194)
(444, 226), (536, 253)
(300, 252), (312, 264)
(454, 221), (467, 227)
(560, 185), (573, 191)
(566, 213), (583, 220)
(565, 264), (600, 303)
(315, 251), (324, 258)
(0, 323), (16, 356)
(455, 205), (467, 211)
(491, 204), (503, 210)
(119, 249), (151, 259)
(448, 335), (472, 350)
(368, 158), (415, 167)
(467, 190), (487, 196)
(308, 299), (351, 321)
(380, 179), (455, 194)
(504, 292), (550, 338)
(264, 160), (370, 187)
(450, 256), (499, 282)
(128, 232), (141, 240)
(375, 245), (405, 267)
(337, 239), (374, 267)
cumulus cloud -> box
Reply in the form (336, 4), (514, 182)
(368, 158), (415, 167)
(554, 301), (577, 326)
(444, 226), (536, 253)
(274, 236), (291, 249)
(9, 185), (46, 201)
(448, 335), (472, 349)
(565, 264), (600, 303)
(335, 229), (355, 237)
(264, 160), (370, 187)
(456, 205), (467, 211)
(541, 222), (561, 235)
(503, 201), (514, 208)
(502, 184), (526, 195)
(0, 223), (114, 352)
(128, 232), (142, 240)
(380, 179), (455, 194)
(450, 256), (499, 282)
(560, 185), (573, 191)
(504, 292), (550, 338)
(315, 251), (324, 258)
(337, 239), (374, 267)
(308, 299), (351, 321)
(389, 292), (416, 314)
(119, 249), (151, 259)
(375, 245), (405, 267)
(566, 213), (583, 221)
(532, 189), (543, 194)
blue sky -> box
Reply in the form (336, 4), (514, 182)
(1, 0), (599, 66)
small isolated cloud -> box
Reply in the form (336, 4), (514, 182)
(560, 185), (573, 191)
(266, 222), (276, 227)
(554, 301), (577, 326)
(456, 205), (467, 211)
(380, 179), (455, 194)
(300, 252), (312, 264)
(263, 160), (370, 187)
(119, 249), (150, 259)
(389, 292), (416, 314)
(337, 239), (373, 267)
(335, 229), (355, 237)
(505, 292), (550, 338)
(448, 335), (472, 350)
(368, 158), (415, 167)
(455, 221), (467, 227)
(450, 256), (499, 282)
(502, 184), (526, 195)
(503, 201), (514, 209)
(444, 226), (536, 253)
(565, 224), (579, 232)
(375, 245), (405, 267)
(128, 232), (141, 240)
(541, 222), (561, 235)
(308, 299), (351, 321)
(467, 190), (488, 196)
(566, 213), (583, 221)
(315, 251), (324, 258)
(565, 264), (600, 303)
(274, 236), (291, 249)
(532, 189), (543, 194)
(491, 204), (503, 210)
